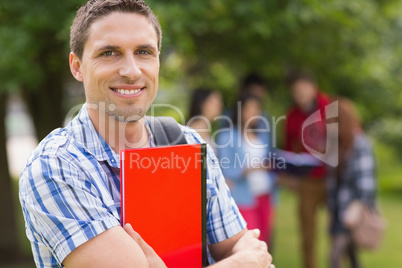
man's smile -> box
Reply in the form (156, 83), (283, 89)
(110, 86), (146, 97)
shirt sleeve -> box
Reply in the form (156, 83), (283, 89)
(19, 152), (120, 266)
(180, 125), (247, 244)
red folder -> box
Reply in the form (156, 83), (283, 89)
(120, 144), (207, 267)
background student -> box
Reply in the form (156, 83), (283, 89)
(326, 97), (377, 268)
(217, 93), (277, 247)
(284, 70), (330, 268)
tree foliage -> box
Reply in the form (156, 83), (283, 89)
(2, 0), (400, 125)
(148, 0), (402, 125)
(0, 0), (86, 139)
(0, 0), (85, 263)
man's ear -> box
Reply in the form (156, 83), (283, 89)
(69, 52), (83, 82)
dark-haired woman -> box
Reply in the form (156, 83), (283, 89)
(216, 93), (277, 246)
(326, 97), (377, 268)
(187, 88), (223, 154)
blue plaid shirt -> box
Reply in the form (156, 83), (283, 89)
(19, 103), (246, 267)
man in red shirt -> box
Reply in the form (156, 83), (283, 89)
(284, 70), (330, 268)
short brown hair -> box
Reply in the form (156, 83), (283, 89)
(70, 0), (162, 59)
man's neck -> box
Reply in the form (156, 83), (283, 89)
(88, 108), (150, 153)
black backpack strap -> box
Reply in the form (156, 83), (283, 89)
(146, 116), (187, 146)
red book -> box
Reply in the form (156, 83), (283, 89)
(120, 144), (207, 267)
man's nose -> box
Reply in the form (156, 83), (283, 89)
(119, 54), (141, 80)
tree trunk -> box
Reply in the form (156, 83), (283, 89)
(23, 80), (64, 141)
(22, 47), (66, 141)
(0, 92), (22, 264)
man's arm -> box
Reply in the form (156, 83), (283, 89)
(63, 225), (161, 268)
(125, 224), (273, 268)
(208, 228), (246, 261)
(64, 224), (272, 268)
(125, 225), (273, 268)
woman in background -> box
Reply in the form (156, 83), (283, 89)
(187, 88), (223, 154)
(326, 97), (377, 268)
(216, 93), (276, 246)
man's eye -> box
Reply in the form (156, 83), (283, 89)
(102, 51), (116, 57)
(137, 50), (152, 55)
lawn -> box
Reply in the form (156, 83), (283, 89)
(273, 190), (402, 268)
(5, 186), (402, 268)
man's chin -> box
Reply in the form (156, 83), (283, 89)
(107, 110), (146, 123)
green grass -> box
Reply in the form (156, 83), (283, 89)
(360, 192), (402, 267)
(374, 139), (402, 191)
(273, 190), (402, 268)
(273, 189), (329, 267)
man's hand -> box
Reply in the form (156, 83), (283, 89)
(209, 228), (274, 268)
(124, 223), (167, 268)
(231, 229), (273, 267)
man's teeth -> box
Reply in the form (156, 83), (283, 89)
(115, 88), (142, 95)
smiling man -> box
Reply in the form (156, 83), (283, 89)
(19, 0), (274, 268)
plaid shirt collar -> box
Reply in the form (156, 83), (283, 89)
(72, 103), (155, 168)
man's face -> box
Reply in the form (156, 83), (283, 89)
(72, 12), (160, 122)
(291, 80), (317, 111)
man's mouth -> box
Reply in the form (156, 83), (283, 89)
(110, 87), (145, 96)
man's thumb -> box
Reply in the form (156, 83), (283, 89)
(250, 229), (261, 238)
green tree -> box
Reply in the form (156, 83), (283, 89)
(0, 0), (86, 140)
(0, 0), (85, 263)
(149, 0), (402, 123)
(0, 91), (21, 263)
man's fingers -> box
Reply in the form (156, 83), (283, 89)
(124, 223), (148, 248)
(124, 223), (157, 255)
(124, 223), (134, 235)
(261, 241), (268, 251)
(249, 228), (261, 238)
(124, 223), (138, 240)
(124, 224), (167, 268)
